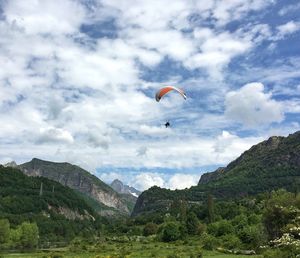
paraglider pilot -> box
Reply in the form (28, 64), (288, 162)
(165, 121), (170, 128)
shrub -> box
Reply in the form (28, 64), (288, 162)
(143, 223), (158, 236)
(161, 222), (181, 242)
(207, 220), (234, 237)
(238, 224), (267, 249)
(201, 233), (220, 250)
(220, 234), (242, 249)
(197, 223), (206, 235)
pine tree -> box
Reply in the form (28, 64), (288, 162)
(186, 212), (200, 235)
(208, 194), (215, 223)
(39, 182), (43, 196)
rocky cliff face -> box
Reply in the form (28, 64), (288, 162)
(18, 158), (130, 214)
(198, 167), (225, 184)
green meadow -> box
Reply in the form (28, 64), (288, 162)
(1, 240), (264, 258)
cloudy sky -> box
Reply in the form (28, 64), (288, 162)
(0, 0), (299, 191)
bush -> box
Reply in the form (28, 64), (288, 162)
(220, 234), (242, 249)
(207, 220), (234, 237)
(201, 233), (220, 250)
(143, 223), (158, 236)
(238, 224), (267, 248)
(198, 223), (206, 235)
(68, 237), (88, 252)
(161, 222), (181, 242)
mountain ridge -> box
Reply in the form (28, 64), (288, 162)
(132, 131), (300, 216)
(17, 158), (132, 215)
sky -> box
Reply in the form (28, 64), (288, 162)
(0, 0), (300, 191)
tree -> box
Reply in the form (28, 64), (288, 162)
(263, 191), (296, 239)
(208, 194), (215, 223)
(19, 222), (39, 249)
(170, 199), (187, 222)
(161, 222), (181, 242)
(0, 219), (10, 244)
(186, 212), (200, 235)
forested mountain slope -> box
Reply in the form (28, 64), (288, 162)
(133, 131), (300, 216)
(18, 158), (132, 215)
(0, 166), (102, 242)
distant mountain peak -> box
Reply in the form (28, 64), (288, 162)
(110, 179), (141, 197)
(111, 179), (123, 185)
(3, 161), (18, 168)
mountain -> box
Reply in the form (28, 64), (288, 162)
(17, 158), (131, 215)
(111, 179), (141, 197)
(0, 165), (99, 242)
(3, 161), (17, 168)
(132, 131), (300, 216)
(0, 165), (95, 219)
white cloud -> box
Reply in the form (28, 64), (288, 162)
(133, 173), (165, 191)
(0, 0), (293, 184)
(138, 125), (172, 136)
(225, 82), (284, 127)
(283, 100), (300, 113)
(276, 21), (300, 39)
(278, 3), (300, 16)
(186, 30), (252, 78)
(212, 0), (274, 26)
(167, 173), (199, 190)
(131, 172), (199, 191)
(214, 131), (238, 153)
(99, 172), (125, 184)
(136, 146), (148, 157)
(36, 127), (74, 144)
(126, 28), (195, 62)
(5, 0), (86, 35)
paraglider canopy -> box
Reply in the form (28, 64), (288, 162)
(155, 86), (186, 102)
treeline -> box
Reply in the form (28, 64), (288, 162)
(0, 220), (38, 249)
(128, 189), (300, 257)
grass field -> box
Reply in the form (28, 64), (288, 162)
(1, 252), (263, 258)
(0, 240), (263, 258)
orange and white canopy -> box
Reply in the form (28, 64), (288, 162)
(155, 86), (187, 102)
